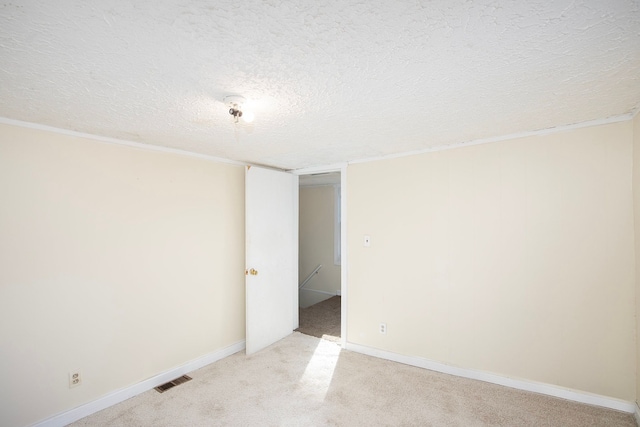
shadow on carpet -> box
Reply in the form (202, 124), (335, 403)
(296, 296), (340, 342)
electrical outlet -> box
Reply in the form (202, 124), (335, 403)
(69, 370), (82, 388)
(379, 323), (387, 335)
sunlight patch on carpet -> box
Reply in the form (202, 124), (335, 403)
(299, 338), (340, 401)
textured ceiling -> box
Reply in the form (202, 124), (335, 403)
(1, 1), (639, 170)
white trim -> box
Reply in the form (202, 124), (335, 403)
(292, 174), (300, 331)
(0, 117), (245, 166)
(348, 113), (634, 165)
(3, 112), (636, 171)
(345, 342), (636, 414)
(31, 340), (246, 427)
(290, 163), (347, 174)
(339, 165), (347, 348)
(333, 184), (341, 266)
(634, 403), (640, 426)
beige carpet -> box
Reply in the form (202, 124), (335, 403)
(71, 332), (634, 426)
(296, 296), (341, 342)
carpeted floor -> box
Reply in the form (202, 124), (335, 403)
(71, 332), (634, 426)
(296, 296), (341, 342)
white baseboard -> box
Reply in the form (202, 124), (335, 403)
(634, 402), (640, 426)
(300, 288), (337, 296)
(345, 342), (635, 414)
(32, 340), (246, 427)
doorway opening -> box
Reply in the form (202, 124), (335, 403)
(295, 171), (342, 343)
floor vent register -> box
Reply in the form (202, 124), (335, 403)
(154, 375), (192, 393)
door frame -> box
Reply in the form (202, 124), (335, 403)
(292, 163), (347, 347)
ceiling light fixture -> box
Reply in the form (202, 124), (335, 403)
(224, 95), (254, 123)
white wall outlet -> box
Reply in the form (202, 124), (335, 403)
(69, 370), (82, 388)
(364, 235), (371, 247)
(379, 323), (387, 335)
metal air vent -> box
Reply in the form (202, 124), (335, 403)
(154, 375), (192, 393)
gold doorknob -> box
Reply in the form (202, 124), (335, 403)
(246, 268), (258, 276)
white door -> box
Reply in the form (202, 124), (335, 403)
(245, 166), (298, 355)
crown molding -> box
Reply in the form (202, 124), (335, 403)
(349, 113), (635, 165)
(0, 117), (246, 166)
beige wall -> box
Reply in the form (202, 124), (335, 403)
(634, 112), (640, 407)
(0, 124), (246, 426)
(347, 121), (636, 401)
(299, 185), (341, 307)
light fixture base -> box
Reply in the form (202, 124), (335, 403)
(224, 95), (246, 109)
(223, 95), (255, 124)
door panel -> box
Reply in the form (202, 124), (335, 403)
(245, 166), (298, 355)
